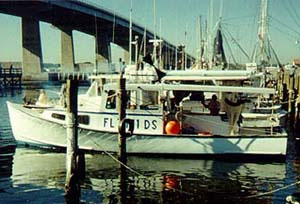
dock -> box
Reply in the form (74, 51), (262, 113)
(49, 71), (92, 82)
(277, 68), (300, 129)
(0, 68), (22, 89)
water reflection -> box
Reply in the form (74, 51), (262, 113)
(4, 148), (291, 203)
(0, 85), (299, 203)
(0, 145), (15, 194)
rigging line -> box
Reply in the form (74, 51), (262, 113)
(246, 181), (300, 198)
(222, 14), (258, 22)
(267, 37), (281, 66)
(251, 3), (259, 55)
(88, 136), (195, 196)
(223, 27), (251, 62)
(222, 22), (254, 27)
(270, 23), (299, 40)
(282, 0), (300, 28)
(288, 0), (300, 26)
(222, 33), (238, 65)
(251, 43), (258, 63)
(269, 16), (300, 36)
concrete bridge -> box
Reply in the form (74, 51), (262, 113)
(0, 0), (194, 80)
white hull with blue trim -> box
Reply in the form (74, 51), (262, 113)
(6, 69), (289, 157)
(7, 101), (287, 156)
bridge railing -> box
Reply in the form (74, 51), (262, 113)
(74, 0), (130, 23)
(69, 0), (194, 60)
(73, 0), (157, 40)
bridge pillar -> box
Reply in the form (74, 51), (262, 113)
(21, 17), (43, 80)
(95, 33), (111, 72)
(121, 45), (136, 66)
(123, 50), (129, 65)
(60, 27), (75, 72)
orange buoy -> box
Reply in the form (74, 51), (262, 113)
(165, 120), (180, 135)
(164, 175), (178, 190)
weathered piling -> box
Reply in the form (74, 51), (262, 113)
(295, 75), (300, 129)
(64, 79), (81, 204)
(282, 83), (288, 111)
(119, 163), (128, 204)
(116, 73), (134, 204)
(289, 74), (295, 124)
(117, 74), (127, 163)
(278, 69), (300, 129)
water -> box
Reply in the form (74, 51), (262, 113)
(0, 85), (300, 204)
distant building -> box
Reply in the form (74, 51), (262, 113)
(0, 61), (21, 69)
(292, 59), (300, 68)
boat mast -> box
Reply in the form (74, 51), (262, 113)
(129, 0), (133, 65)
(209, 0), (214, 69)
(94, 13), (98, 73)
(184, 24), (187, 70)
(204, 20), (208, 68)
(153, 0), (157, 66)
(258, 0), (268, 66)
(143, 27), (146, 57)
(175, 11), (178, 70)
(198, 15), (204, 69)
(159, 18), (162, 69)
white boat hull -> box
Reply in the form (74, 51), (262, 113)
(7, 102), (287, 156)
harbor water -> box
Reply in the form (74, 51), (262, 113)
(0, 84), (300, 204)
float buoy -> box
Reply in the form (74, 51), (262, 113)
(165, 120), (180, 135)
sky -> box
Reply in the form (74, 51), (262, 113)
(0, 0), (300, 64)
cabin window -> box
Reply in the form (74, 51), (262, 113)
(106, 90), (116, 109)
(52, 113), (65, 120)
(190, 91), (204, 101)
(127, 90), (137, 110)
(78, 115), (89, 125)
(140, 91), (159, 110)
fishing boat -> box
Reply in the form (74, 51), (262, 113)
(7, 67), (287, 158)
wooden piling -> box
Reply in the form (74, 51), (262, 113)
(116, 73), (132, 204)
(289, 75), (295, 118)
(117, 75), (127, 163)
(296, 76), (300, 130)
(65, 79), (80, 204)
(282, 83), (288, 111)
(119, 162), (128, 204)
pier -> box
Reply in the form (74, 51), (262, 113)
(279, 68), (300, 129)
(0, 67), (22, 89)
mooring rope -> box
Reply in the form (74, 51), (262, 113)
(89, 136), (195, 196)
(89, 136), (143, 177)
(246, 181), (300, 198)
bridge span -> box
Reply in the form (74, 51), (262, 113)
(0, 0), (194, 80)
